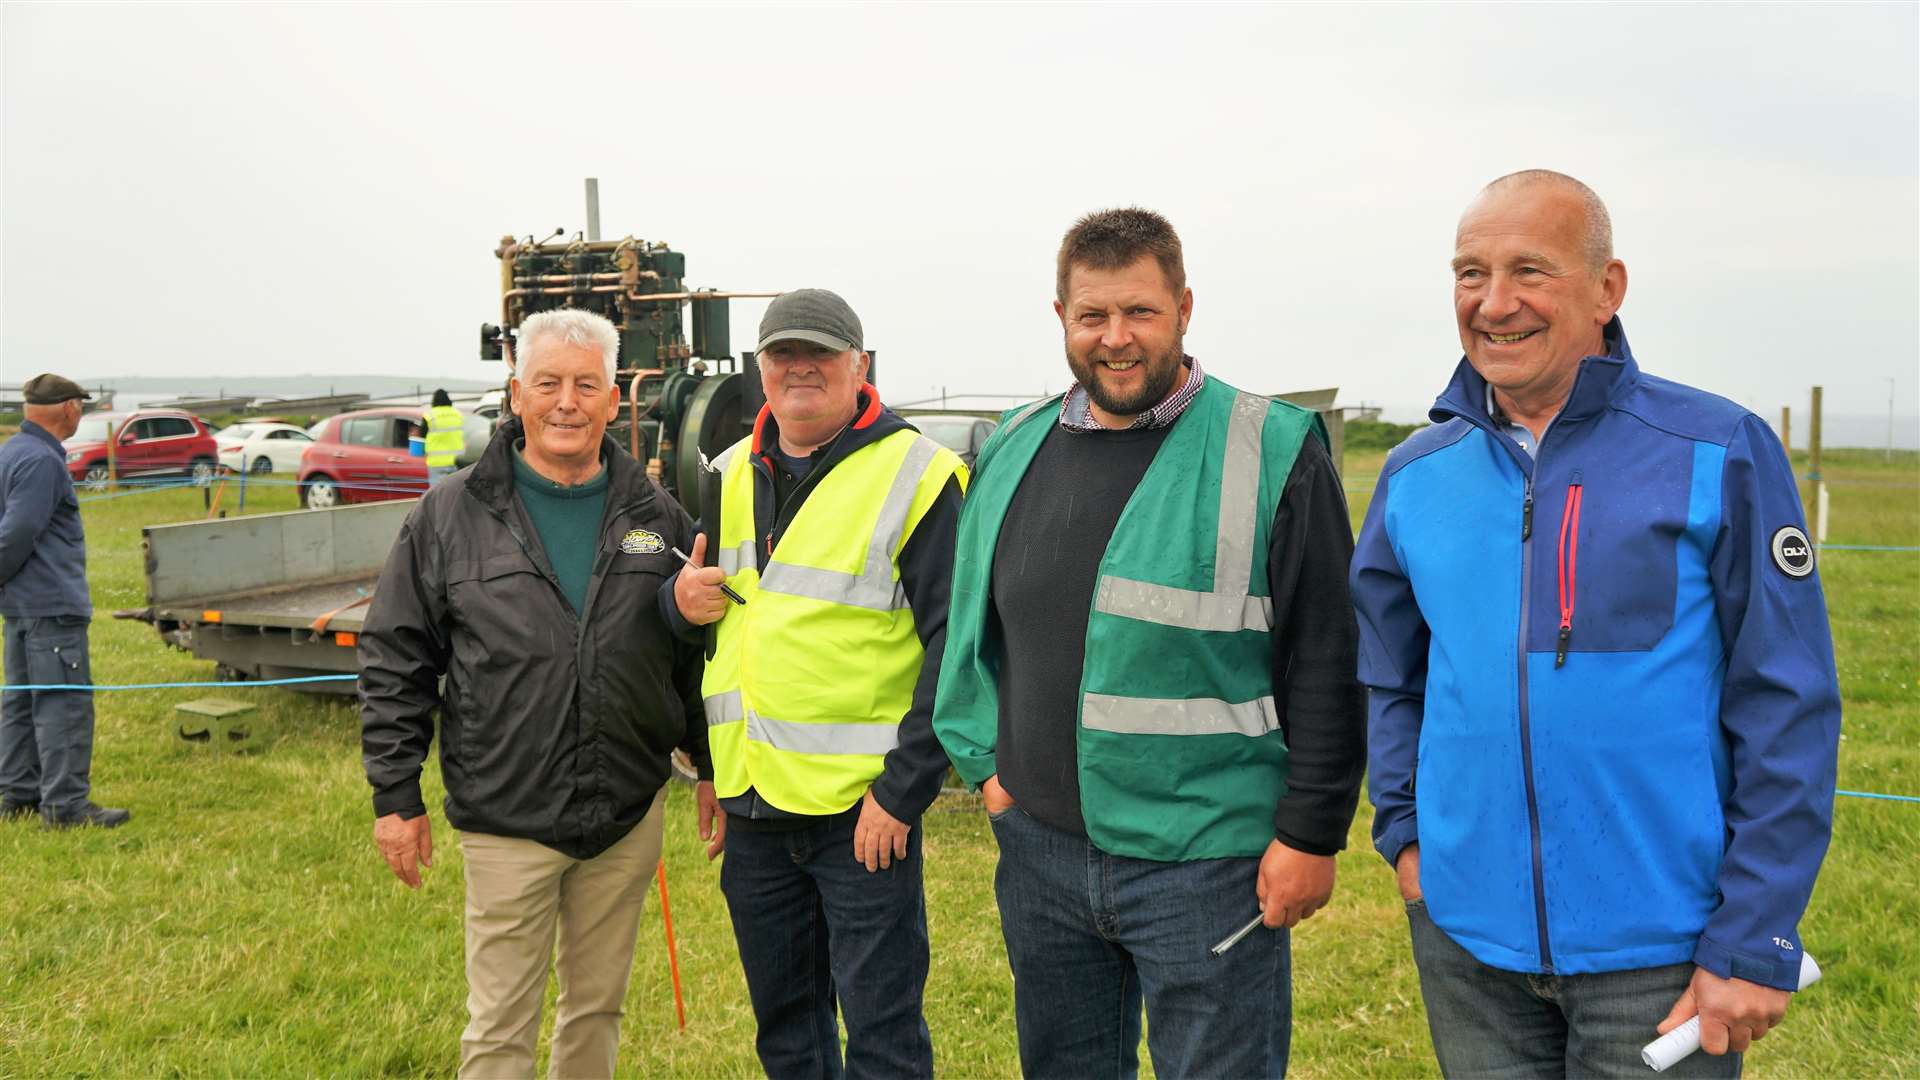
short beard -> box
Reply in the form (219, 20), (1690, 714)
(1065, 335), (1186, 420)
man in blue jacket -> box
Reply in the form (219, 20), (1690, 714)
(0, 373), (129, 828)
(1352, 171), (1841, 1076)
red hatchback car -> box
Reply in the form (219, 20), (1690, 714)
(299, 407), (429, 508)
(63, 409), (221, 488)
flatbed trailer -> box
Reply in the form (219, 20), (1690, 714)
(141, 500), (414, 694)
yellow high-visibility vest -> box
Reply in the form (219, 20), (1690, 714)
(703, 427), (966, 815)
(422, 405), (464, 467)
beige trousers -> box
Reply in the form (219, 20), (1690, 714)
(458, 791), (665, 1080)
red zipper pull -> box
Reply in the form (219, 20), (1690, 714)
(1555, 479), (1583, 669)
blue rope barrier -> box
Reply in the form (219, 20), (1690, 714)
(1819, 544), (1920, 552)
(1837, 789), (1920, 804)
(3, 674), (357, 692)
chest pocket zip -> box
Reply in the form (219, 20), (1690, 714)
(1554, 470), (1584, 668)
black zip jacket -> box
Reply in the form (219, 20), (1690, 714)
(360, 418), (709, 859)
(661, 387), (961, 827)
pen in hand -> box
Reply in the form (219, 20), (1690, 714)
(671, 546), (746, 605)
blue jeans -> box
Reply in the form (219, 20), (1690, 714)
(990, 806), (1291, 1080)
(719, 809), (933, 1080)
(1407, 898), (1740, 1078)
(0, 614), (96, 813)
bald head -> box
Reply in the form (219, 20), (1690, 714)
(1466, 170), (1614, 275)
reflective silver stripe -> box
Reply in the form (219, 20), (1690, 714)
(1081, 692), (1279, 737)
(715, 540), (758, 575)
(705, 690), (744, 727)
(1094, 391), (1272, 632)
(757, 435), (940, 612)
(746, 712), (899, 756)
(1094, 578), (1274, 633)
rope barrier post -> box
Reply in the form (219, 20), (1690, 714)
(656, 860), (687, 1031)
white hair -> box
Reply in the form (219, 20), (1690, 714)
(515, 308), (620, 383)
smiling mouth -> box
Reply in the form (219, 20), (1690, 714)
(1484, 330), (1540, 344)
(1099, 360), (1140, 371)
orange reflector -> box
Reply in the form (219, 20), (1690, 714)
(202, 610), (223, 623)
(334, 631), (358, 647)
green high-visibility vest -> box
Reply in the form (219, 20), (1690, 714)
(422, 405), (464, 467)
(934, 377), (1324, 861)
(702, 427), (968, 815)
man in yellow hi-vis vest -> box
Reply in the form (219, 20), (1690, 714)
(421, 388), (464, 485)
(669, 289), (964, 1079)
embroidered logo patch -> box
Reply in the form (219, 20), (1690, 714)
(1770, 526), (1814, 579)
(620, 529), (666, 555)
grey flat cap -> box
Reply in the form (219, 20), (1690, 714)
(22, 373), (92, 404)
(757, 289), (863, 353)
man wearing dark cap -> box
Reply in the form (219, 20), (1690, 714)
(670, 289), (965, 1078)
(0, 374), (129, 828)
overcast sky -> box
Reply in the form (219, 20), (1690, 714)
(4, 2), (1916, 429)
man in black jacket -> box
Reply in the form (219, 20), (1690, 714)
(359, 308), (708, 1079)
(671, 289), (963, 1079)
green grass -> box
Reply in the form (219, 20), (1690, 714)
(1, 452), (1915, 1078)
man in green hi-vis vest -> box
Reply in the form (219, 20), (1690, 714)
(933, 208), (1366, 1079)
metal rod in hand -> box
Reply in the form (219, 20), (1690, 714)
(1211, 913), (1265, 957)
(671, 547), (746, 605)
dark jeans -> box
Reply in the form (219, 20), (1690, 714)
(1407, 898), (1741, 1078)
(990, 805), (1291, 1080)
(719, 808), (933, 1080)
(0, 614), (95, 813)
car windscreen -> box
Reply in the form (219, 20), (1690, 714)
(216, 425), (255, 440)
(913, 419), (976, 453)
(70, 416), (117, 442)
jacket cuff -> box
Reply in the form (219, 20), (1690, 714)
(691, 751), (715, 782)
(372, 782), (427, 820)
(1373, 813), (1418, 870)
(1692, 933), (1801, 992)
(948, 752), (997, 792)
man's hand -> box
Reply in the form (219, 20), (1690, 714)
(374, 812), (433, 889)
(1396, 843), (1422, 903)
(1256, 839), (1336, 929)
(1658, 967), (1791, 1055)
(853, 789), (911, 872)
(981, 773), (1015, 815)
(696, 780), (726, 861)
(673, 533), (730, 626)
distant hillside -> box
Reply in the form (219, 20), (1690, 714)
(76, 375), (502, 396)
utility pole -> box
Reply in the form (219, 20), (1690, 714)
(1887, 376), (1897, 464)
(585, 178), (601, 242)
(1780, 406), (1791, 455)
(1807, 386), (1825, 542)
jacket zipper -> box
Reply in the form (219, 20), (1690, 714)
(1514, 447), (1554, 974)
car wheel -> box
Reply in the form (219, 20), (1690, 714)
(303, 476), (340, 509)
(82, 462), (111, 490)
(190, 457), (216, 486)
(250, 455), (273, 475)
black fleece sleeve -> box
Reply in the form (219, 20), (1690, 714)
(867, 475), (963, 824)
(1268, 436), (1368, 855)
(358, 505), (452, 821)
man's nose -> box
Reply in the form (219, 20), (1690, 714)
(1100, 315), (1133, 351)
(1480, 274), (1523, 321)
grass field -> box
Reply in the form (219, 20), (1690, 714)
(1, 449), (1915, 1078)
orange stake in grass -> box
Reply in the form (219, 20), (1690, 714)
(656, 860), (687, 1030)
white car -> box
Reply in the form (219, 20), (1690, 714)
(214, 421), (317, 474)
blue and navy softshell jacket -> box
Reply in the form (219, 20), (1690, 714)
(1352, 320), (1840, 991)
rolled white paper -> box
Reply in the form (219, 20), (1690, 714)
(1641, 952), (1821, 1072)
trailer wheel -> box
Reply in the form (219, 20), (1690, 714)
(303, 476), (340, 509)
